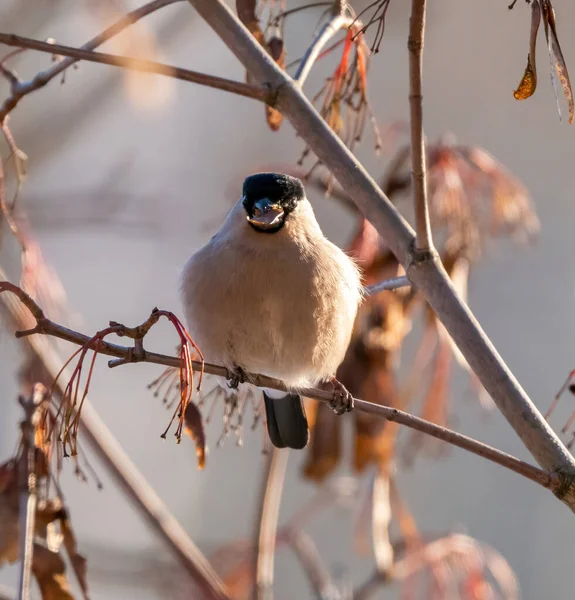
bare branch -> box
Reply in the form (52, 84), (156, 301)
(0, 33), (269, 107)
(364, 275), (411, 295)
(408, 0), (432, 251)
(185, 0), (575, 510)
(0, 0), (267, 122)
(17, 385), (45, 600)
(0, 279), (231, 600)
(254, 449), (289, 600)
(294, 12), (352, 86)
(0, 281), (562, 495)
(284, 529), (337, 600)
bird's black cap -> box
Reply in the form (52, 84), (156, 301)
(242, 173), (305, 215)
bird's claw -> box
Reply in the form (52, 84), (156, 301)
(329, 378), (354, 415)
(227, 366), (247, 390)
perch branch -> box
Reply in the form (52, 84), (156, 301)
(184, 0), (575, 510)
(294, 11), (352, 86)
(0, 34), (269, 106)
(0, 279), (230, 600)
(408, 0), (432, 251)
(0, 282), (562, 495)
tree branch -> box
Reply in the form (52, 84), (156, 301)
(364, 275), (411, 296)
(17, 385), (44, 600)
(0, 0), (268, 122)
(294, 12), (352, 86)
(283, 529), (337, 600)
(0, 33), (269, 106)
(254, 449), (289, 600)
(184, 0), (575, 510)
(0, 281), (562, 495)
(408, 0), (432, 251)
(0, 279), (230, 600)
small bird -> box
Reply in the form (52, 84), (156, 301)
(180, 173), (362, 449)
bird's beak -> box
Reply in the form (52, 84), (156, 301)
(247, 198), (285, 229)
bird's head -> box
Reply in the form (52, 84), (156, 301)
(241, 173), (305, 234)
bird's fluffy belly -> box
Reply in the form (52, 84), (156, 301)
(181, 238), (356, 389)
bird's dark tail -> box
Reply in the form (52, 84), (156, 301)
(263, 391), (309, 450)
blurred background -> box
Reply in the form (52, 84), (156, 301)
(1, 0), (575, 598)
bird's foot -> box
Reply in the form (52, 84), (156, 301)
(227, 366), (247, 390)
(329, 377), (354, 415)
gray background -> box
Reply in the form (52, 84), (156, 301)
(1, 0), (575, 597)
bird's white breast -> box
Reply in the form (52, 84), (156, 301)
(180, 199), (362, 389)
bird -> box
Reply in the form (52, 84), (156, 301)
(180, 172), (363, 449)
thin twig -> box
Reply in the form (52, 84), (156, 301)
(284, 529), (338, 600)
(354, 533), (518, 600)
(294, 13), (352, 86)
(185, 0), (575, 510)
(16, 384), (45, 600)
(0, 33), (269, 105)
(408, 0), (432, 251)
(364, 275), (411, 296)
(254, 448), (289, 600)
(0, 281), (562, 494)
(0, 278), (230, 600)
(0, 0), (266, 122)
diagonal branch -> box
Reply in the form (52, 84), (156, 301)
(185, 0), (575, 511)
(0, 281), (562, 495)
(0, 33), (269, 106)
(408, 0), (432, 251)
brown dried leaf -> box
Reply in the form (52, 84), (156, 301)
(265, 36), (285, 131)
(32, 543), (74, 600)
(405, 333), (453, 461)
(184, 402), (206, 469)
(61, 517), (89, 599)
(0, 472), (19, 566)
(514, 55), (537, 100)
(514, 0), (540, 100)
(541, 0), (574, 123)
(302, 401), (341, 482)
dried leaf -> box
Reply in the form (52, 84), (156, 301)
(541, 0), (574, 123)
(302, 401), (341, 482)
(514, 55), (537, 100)
(514, 0), (540, 100)
(184, 401), (206, 469)
(32, 543), (74, 600)
(265, 35), (285, 131)
(61, 517), (89, 599)
(0, 471), (19, 566)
